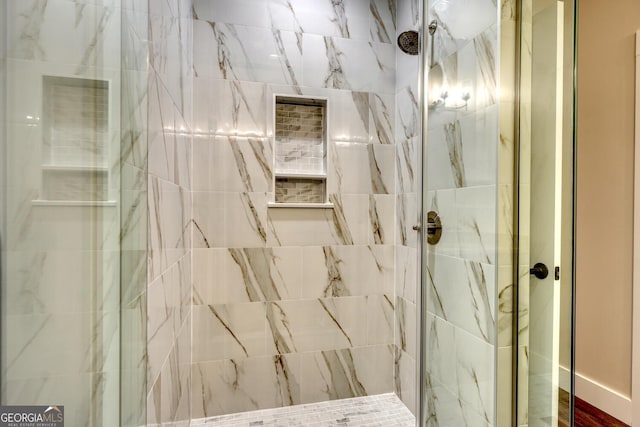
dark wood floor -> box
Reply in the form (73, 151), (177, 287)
(558, 389), (629, 427)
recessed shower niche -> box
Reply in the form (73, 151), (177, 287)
(39, 76), (111, 204)
(272, 96), (329, 207)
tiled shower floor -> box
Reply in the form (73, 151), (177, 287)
(191, 393), (415, 427)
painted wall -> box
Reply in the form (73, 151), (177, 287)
(575, 0), (639, 399)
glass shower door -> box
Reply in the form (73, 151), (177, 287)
(517, 0), (576, 425)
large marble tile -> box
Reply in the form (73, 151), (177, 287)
(149, 13), (193, 120)
(148, 177), (191, 280)
(6, 0), (121, 70)
(269, 0), (370, 40)
(302, 34), (395, 93)
(193, 0), (270, 29)
(192, 302), (269, 362)
(396, 137), (418, 194)
(161, 320), (192, 425)
(267, 194), (369, 246)
(192, 79), (268, 138)
(193, 20), (303, 87)
(192, 136), (272, 193)
(369, 194), (395, 245)
(191, 354), (301, 418)
(394, 297), (416, 357)
(301, 245), (394, 298)
(424, 373), (491, 427)
(266, 297), (368, 354)
(427, 254), (496, 344)
(369, 92), (395, 144)
(396, 245), (417, 304)
(147, 255), (191, 386)
(329, 89), (370, 143)
(328, 142), (395, 195)
(369, 0), (396, 44)
(193, 247), (303, 305)
(395, 87), (419, 139)
(396, 193), (418, 248)
(192, 191), (268, 248)
(148, 131), (191, 188)
(455, 327), (495, 423)
(299, 345), (394, 404)
(394, 346), (416, 415)
(367, 295), (395, 345)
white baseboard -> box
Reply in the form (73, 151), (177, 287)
(559, 366), (632, 425)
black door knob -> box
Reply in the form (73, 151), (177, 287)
(530, 263), (549, 279)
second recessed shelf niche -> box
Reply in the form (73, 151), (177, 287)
(271, 96), (331, 208)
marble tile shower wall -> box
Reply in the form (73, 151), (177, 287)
(145, 0), (194, 426)
(394, 0), (420, 417)
(190, 0), (399, 418)
(423, 0), (500, 426)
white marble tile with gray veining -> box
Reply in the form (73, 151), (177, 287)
(370, 0), (397, 44)
(193, 20), (303, 88)
(303, 34), (395, 94)
(395, 245), (417, 304)
(148, 131), (192, 188)
(7, 1), (120, 71)
(454, 327), (495, 424)
(192, 192), (268, 249)
(148, 177), (191, 280)
(192, 79), (268, 137)
(394, 346), (416, 415)
(428, 0), (496, 63)
(300, 345), (395, 404)
(269, 0), (370, 40)
(301, 245), (394, 298)
(370, 92), (395, 144)
(394, 297), (416, 356)
(193, 0), (270, 29)
(192, 247), (303, 305)
(192, 301), (269, 362)
(424, 313), (458, 396)
(396, 193), (418, 248)
(427, 254), (496, 344)
(192, 136), (272, 193)
(369, 194), (395, 245)
(328, 143), (395, 195)
(367, 295), (395, 345)
(266, 297), (368, 354)
(191, 354), (302, 418)
(149, 12), (193, 116)
(147, 254), (191, 386)
(267, 194), (369, 246)
(396, 137), (417, 194)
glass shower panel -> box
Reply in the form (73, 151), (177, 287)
(421, 0), (500, 425)
(0, 1), (148, 426)
(516, 0), (576, 425)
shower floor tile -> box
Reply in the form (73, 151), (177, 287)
(191, 393), (415, 427)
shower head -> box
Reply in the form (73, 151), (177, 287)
(397, 31), (419, 55)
